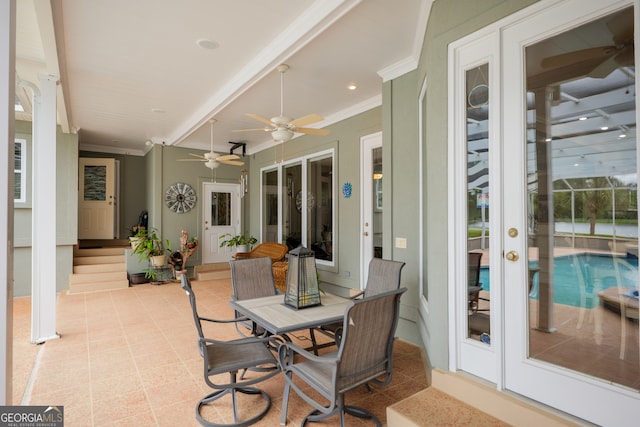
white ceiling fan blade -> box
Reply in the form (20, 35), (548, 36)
(177, 158), (206, 162)
(188, 153), (207, 159)
(290, 113), (323, 128)
(232, 127), (270, 133)
(219, 159), (245, 166)
(295, 127), (330, 136)
(217, 154), (239, 161)
(246, 113), (274, 126)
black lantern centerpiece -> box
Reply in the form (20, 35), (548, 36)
(284, 246), (321, 309)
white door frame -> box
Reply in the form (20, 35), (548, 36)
(201, 182), (241, 264)
(360, 132), (382, 289)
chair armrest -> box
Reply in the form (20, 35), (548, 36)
(278, 340), (337, 368)
(200, 315), (251, 325)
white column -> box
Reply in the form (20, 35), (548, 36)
(0, 0), (15, 405)
(31, 74), (59, 343)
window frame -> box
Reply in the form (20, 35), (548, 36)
(260, 148), (336, 268)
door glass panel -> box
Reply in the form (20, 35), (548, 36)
(83, 165), (107, 201)
(466, 63), (491, 342)
(283, 163), (302, 250)
(525, 7), (638, 389)
(210, 191), (231, 226)
(262, 169), (279, 242)
(373, 147), (383, 258)
(307, 155), (333, 261)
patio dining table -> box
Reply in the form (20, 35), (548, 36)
(229, 292), (352, 336)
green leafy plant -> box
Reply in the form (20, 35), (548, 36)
(219, 233), (258, 248)
(133, 228), (168, 261)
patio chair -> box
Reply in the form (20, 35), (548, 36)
(230, 257), (280, 338)
(309, 258), (405, 353)
(180, 274), (280, 427)
(278, 287), (407, 426)
(233, 242), (289, 291)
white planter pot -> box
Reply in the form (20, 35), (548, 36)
(151, 254), (165, 268)
(236, 244), (250, 253)
(129, 236), (143, 251)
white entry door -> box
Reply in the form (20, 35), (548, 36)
(361, 132), (383, 288)
(78, 158), (116, 239)
(202, 182), (241, 264)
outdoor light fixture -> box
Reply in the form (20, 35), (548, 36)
(284, 246), (321, 309)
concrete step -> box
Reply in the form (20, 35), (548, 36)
(68, 280), (130, 294)
(387, 369), (579, 427)
(73, 262), (126, 274)
(74, 247), (126, 257)
(73, 255), (125, 265)
(195, 263), (231, 280)
(69, 270), (127, 284)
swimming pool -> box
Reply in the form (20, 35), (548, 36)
(478, 253), (639, 308)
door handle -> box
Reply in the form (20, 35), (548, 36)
(506, 250), (519, 262)
(364, 232), (369, 236)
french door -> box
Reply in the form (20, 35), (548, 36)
(452, 0), (639, 424)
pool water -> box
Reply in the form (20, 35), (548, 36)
(478, 253), (639, 308)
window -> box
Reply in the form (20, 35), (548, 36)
(261, 149), (335, 265)
(14, 139), (26, 203)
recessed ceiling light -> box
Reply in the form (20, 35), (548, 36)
(579, 116), (587, 121)
(600, 126), (609, 131)
(347, 83), (357, 91)
(545, 138), (552, 142)
(196, 39), (219, 50)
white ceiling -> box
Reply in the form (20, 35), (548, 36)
(14, 0), (431, 156)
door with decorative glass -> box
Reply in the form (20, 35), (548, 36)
(201, 182), (240, 264)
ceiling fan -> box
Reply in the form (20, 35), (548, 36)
(178, 120), (244, 169)
(540, 10), (634, 78)
(233, 64), (330, 143)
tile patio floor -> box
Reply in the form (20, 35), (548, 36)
(11, 278), (429, 426)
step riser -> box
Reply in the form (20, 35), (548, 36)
(70, 271), (127, 284)
(197, 270), (231, 280)
(74, 263), (126, 274)
(74, 255), (125, 265)
(74, 247), (126, 257)
(68, 280), (130, 294)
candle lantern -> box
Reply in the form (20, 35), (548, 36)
(284, 246), (321, 309)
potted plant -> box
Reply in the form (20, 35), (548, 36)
(219, 233), (257, 253)
(133, 228), (169, 277)
(129, 225), (146, 250)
